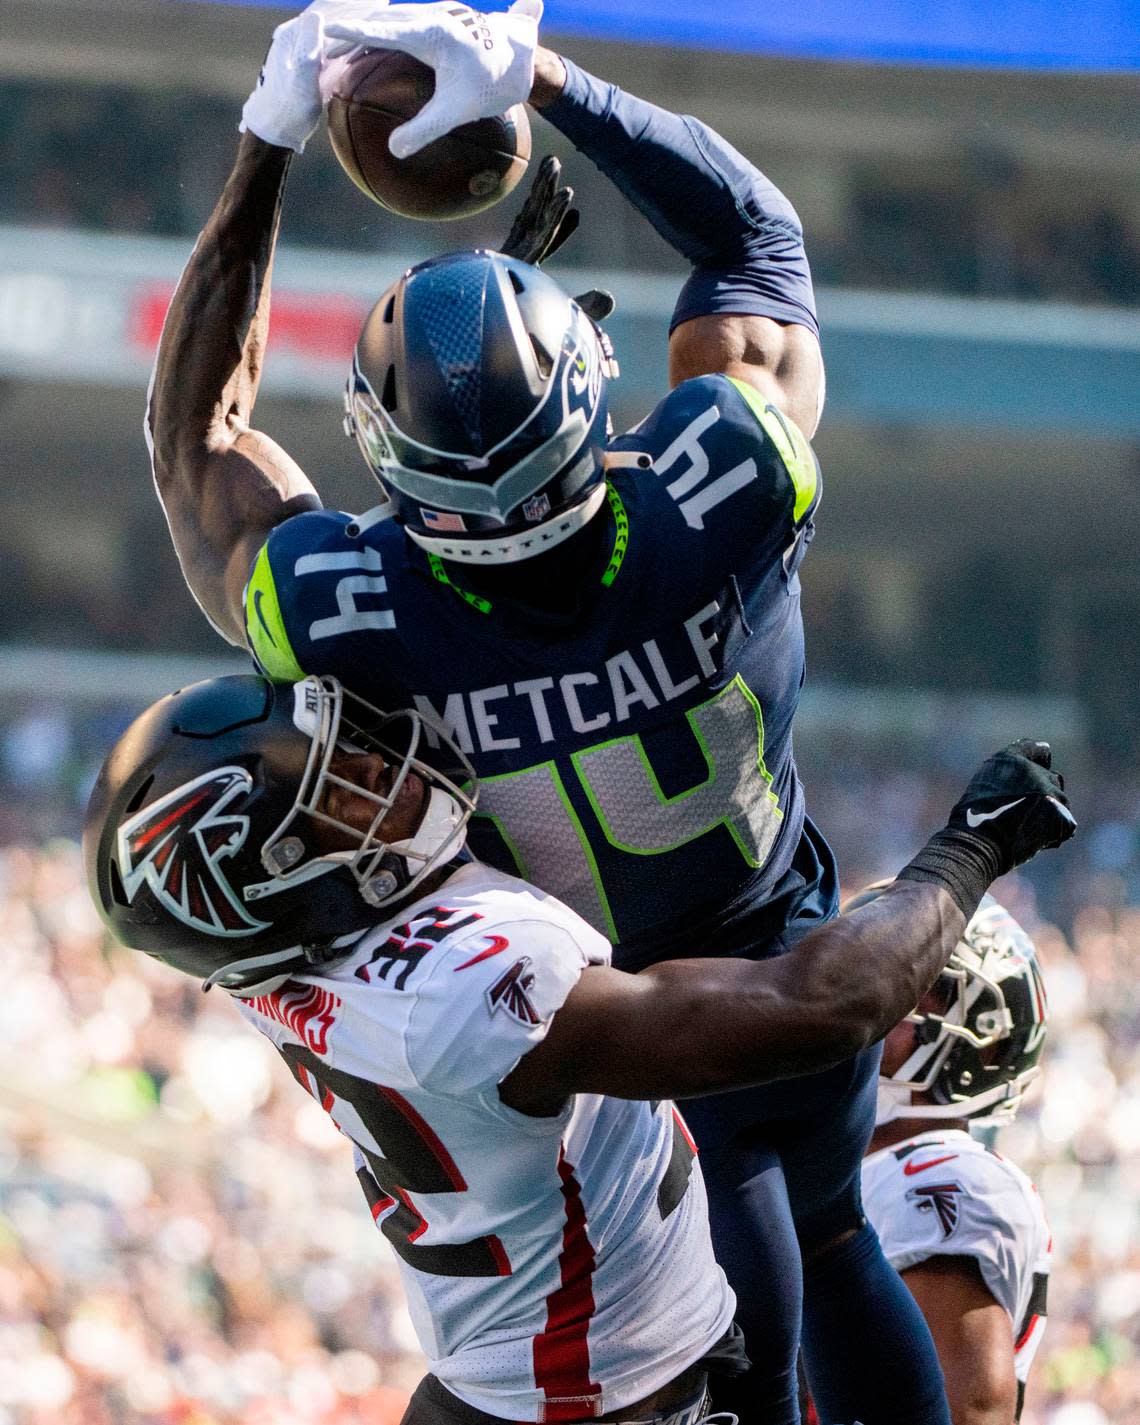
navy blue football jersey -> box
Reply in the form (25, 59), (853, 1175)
(245, 374), (836, 967)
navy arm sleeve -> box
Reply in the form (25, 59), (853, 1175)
(541, 58), (818, 338)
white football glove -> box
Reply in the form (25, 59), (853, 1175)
(324, 0), (542, 159)
(241, 1), (374, 152)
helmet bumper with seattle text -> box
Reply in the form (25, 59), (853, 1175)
(84, 675), (476, 995)
(344, 250), (615, 565)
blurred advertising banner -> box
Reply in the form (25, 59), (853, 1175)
(2, 225), (1138, 435)
(199, 0), (1140, 69)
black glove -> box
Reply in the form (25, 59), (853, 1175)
(900, 739), (1076, 918)
(500, 155), (580, 266)
(947, 738), (1076, 875)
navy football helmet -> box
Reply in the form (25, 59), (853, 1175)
(845, 885), (1048, 1127)
(84, 675), (476, 995)
(344, 250), (615, 565)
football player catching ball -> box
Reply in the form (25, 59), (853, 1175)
(144, 4), (1068, 1420)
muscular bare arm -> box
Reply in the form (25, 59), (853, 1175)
(146, 133), (321, 645)
(667, 313), (825, 439)
(501, 880), (964, 1113)
(903, 1258), (1019, 1425)
(530, 47), (825, 439)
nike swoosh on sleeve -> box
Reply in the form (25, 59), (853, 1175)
(453, 935), (512, 972)
(253, 588), (277, 647)
(903, 1154), (959, 1176)
(966, 799), (1025, 828)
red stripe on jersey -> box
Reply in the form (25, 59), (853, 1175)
(533, 1148), (601, 1422)
(672, 1107), (698, 1155)
(487, 1234), (512, 1277)
(371, 1194), (396, 1222)
(1015, 1314), (1040, 1352)
(401, 1188), (430, 1243)
(377, 1085), (467, 1191)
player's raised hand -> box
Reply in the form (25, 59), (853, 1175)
(324, 0), (543, 159)
(242, 0), (366, 152)
(500, 155), (579, 265)
(949, 739), (1076, 872)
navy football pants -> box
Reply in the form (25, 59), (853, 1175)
(683, 1041), (951, 1425)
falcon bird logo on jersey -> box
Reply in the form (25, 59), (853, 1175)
(486, 957), (541, 1025)
(906, 1181), (964, 1239)
(116, 768), (271, 936)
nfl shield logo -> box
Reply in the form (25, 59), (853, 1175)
(522, 493), (551, 523)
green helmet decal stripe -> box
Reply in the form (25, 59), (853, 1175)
(726, 376), (819, 524)
(245, 544), (306, 682)
(600, 480), (629, 588)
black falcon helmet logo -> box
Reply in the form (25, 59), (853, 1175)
(906, 1181), (964, 1239)
(117, 768), (271, 937)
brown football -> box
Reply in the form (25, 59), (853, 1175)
(324, 49), (531, 221)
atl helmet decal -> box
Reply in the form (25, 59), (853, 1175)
(486, 956), (541, 1026)
(117, 768), (271, 937)
(906, 1181), (964, 1239)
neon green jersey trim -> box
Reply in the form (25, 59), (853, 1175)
(726, 375), (819, 524)
(245, 543), (305, 682)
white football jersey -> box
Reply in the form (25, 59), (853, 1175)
(862, 1129), (1051, 1414)
(236, 862), (735, 1421)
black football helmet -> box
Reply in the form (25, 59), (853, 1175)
(343, 250), (616, 565)
(844, 885), (1048, 1127)
(84, 675), (476, 995)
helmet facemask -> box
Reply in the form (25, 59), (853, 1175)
(858, 890), (1048, 1128)
(247, 677), (477, 924)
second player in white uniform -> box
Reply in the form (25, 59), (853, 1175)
(856, 893), (1053, 1425)
(863, 1130), (1051, 1419)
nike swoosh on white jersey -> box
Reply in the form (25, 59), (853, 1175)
(966, 799), (1026, 828)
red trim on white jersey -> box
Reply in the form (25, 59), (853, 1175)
(377, 1084), (467, 1191)
(1015, 1314), (1041, 1352)
(672, 1107), (698, 1155)
(533, 1148), (602, 1422)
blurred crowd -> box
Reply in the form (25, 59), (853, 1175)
(2, 79), (1138, 306)
(1, 718), (1139, 1422)
(1, 842), (424, 1425)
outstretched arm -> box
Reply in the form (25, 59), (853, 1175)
(317, 4), (825, 435)
(502, 741), (1075, 1113)
(503, 879), (962, 1111)
(530, 49), (825, 436)
(147, 4), (338, 644)
(147, 134), (320, 645)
